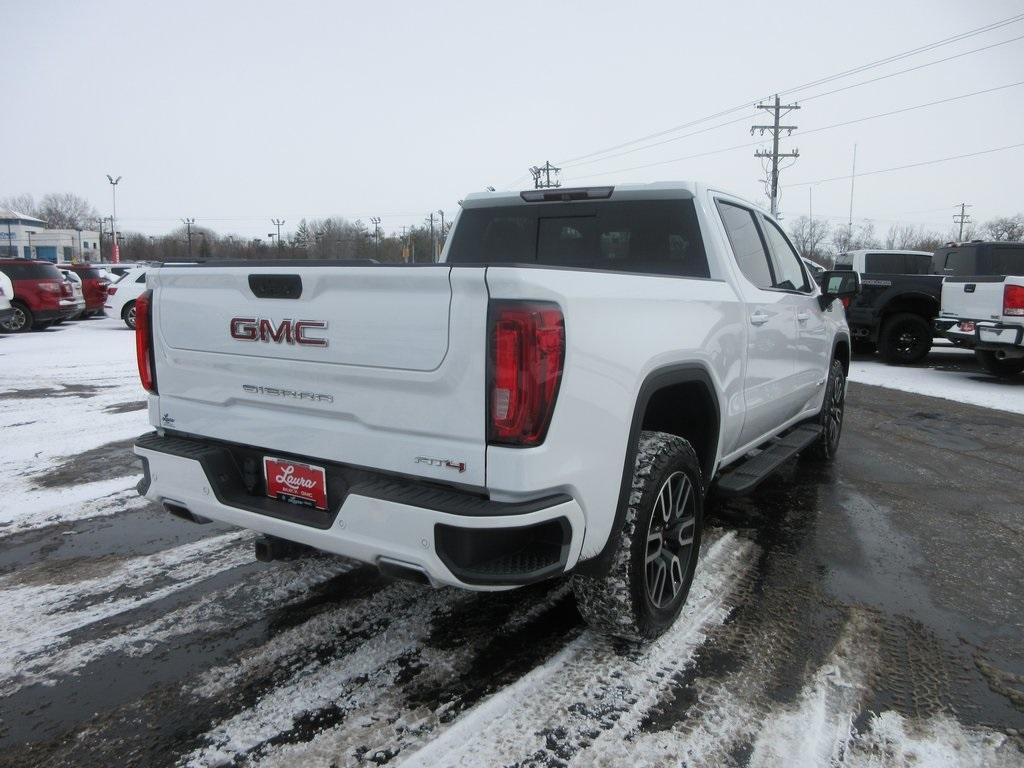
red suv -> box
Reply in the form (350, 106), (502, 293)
(60, 264), (112, 317)
(0, 260), (74, 332)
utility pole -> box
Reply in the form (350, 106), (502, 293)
(106, 175), (122, 263)
(182, 217), (196, 259)
(436, 210), (446, 254)
(529, 161), (562, 189)
(400, 225), (409, 263)
(427, 212), (435, 262)
(752, 95), (800, 217)
(847, 144), (857, 251)
(954, 202), (973, 241)
(370, 216), (381, 257)
(271, 218), (285, 248)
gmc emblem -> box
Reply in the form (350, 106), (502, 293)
(230, 317), (328, 347)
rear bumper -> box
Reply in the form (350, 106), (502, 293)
(33, 307), (69, 322)
(134, 431), (585, 590)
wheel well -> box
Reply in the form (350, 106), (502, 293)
(834, 339), (850, 375)
(121, 299), (135, 318)
(640, 382), (718, 483)
(880, 294), (938, 324)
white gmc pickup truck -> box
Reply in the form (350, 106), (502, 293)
(133, 182), (857, 640)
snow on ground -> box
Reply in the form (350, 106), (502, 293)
(0, 317), (150, 532)
(848, 341), (1024, 414)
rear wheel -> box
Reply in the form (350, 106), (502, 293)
(572, 431), (704, 642)
(878, 312), (932, 365)
(123, 301), (137, 330)
(803, 358), (846, 462)
(975, 350), (1024, 378)
(1, 302), (33, 333)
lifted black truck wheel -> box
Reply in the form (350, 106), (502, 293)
(878, 312), (932, 365)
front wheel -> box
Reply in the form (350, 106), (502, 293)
(878, 312), (932, 365)
(571, 431), (704, 642)
(803, 357), (846, 462)
(975, 350), (1024, 378)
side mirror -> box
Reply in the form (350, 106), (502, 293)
(818, 270), (861, 310)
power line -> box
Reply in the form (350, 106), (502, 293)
(557, 34), (1024, 174)
(561, 80), (1024, 182)
(545, 12), (1024, 171)
(783, 142), (1024, 187)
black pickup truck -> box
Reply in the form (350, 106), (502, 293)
(833, 250), (942, 364)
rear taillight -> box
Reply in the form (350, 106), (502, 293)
(135, 289), (157, 394)
(1004, 284), (1024, 317)
(488, 301), (564, 446)
(840, 297), (851, 310)
(107, 285), (118, 296)
(61, 282), (73, 298)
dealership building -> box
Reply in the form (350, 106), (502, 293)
(0, 208), (102, 263)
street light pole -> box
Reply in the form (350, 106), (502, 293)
(106, 174), (122, 263)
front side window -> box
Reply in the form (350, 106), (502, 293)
(716, 201), (772, 289)
(761, 216), (810, 291)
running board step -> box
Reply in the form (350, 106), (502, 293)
(715, 424), (822, 497)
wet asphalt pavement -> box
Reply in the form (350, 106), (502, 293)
(1, 363), (1023, 766)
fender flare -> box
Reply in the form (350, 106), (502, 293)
(572, 362), (721, 578)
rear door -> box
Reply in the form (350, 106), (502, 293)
(150, 264), (491, 487)
(715, 200), (803, 445)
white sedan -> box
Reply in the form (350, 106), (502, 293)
(104, 266), (149, 329)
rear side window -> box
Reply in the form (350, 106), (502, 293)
(864, 252), (931, 274)
(716, 201), (772, 288)
(0, 262), (62, 280)
(446, 200), (710, 278)
(74, 267), (105, 279)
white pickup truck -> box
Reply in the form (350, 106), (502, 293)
(133, 182), (857, 640)
(940, 273), (1024, 377)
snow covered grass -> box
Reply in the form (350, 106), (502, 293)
(848, 342), (1024, 414)
(0, 317), (149, 533)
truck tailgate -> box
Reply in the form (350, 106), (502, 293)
(941, 276), (1006, 321)
(149, 265), (489, 487)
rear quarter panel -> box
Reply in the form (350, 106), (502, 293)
(483, 266), (745, 561)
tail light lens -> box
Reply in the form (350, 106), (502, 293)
(61, 282), (73, 298)
(840, 297), (851, 310)
(108, 285), (118, 296)
(135, 289), (158, 394)
(1003, 284), (1024, 317)
(488, 301), (564, 446)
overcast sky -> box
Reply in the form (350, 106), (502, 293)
(5, 0), (1024, 239)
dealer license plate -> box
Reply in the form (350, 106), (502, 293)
(264, 456), (328, 510)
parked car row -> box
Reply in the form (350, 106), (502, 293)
(829, 240), (1024, 377)
(0, 260), (153, 332)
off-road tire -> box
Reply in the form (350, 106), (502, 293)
(123, 301), (137, 330)
(803, 357), (846, 462)
(571, 431), (704, 642)
(1, 302), (33, 333)
(975, 350), (1024, 378)
(878, 312), (932, 365)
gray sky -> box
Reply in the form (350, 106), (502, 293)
(5, 0), (1024, 240)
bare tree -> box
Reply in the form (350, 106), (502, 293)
(787, 216), (831, 264)
(0, 193), (38, 216)
(832, 221), (880, 254)
(36, 193), (100, 230)
(980, 214), (1024, 242)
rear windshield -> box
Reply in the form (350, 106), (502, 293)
(446, 200), (710, 278)
(0, 262), (62, 280)
(935, 246), (1024, 276)
(73, 267), (106, 279)
(864, 252), (933, 274)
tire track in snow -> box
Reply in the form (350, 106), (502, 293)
(0, 530), (252, 693)
(4, 555), (354, 696)
(393, 531), (751, 768)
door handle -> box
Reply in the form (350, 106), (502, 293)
(797, 312), (810, 323)
(750, 310), (769, 326)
